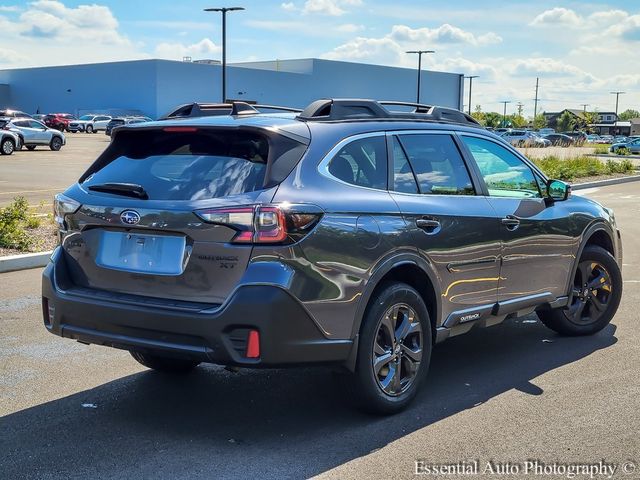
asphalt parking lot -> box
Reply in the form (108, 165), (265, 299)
(0, 132), (109, 207)
(1, 182), (639, 479)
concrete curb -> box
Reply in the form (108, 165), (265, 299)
(0, 250), (52, 274)
(572, 174), (640, 190)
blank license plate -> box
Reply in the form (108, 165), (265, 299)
(95, 231), (186, 275)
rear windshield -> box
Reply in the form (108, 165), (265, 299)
(82, 129), (274, 201)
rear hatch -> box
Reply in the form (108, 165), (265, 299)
(59, 121), (309, 306)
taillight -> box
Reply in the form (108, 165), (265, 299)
(53, 193), (81, 229)
(195, 204), (322, 244)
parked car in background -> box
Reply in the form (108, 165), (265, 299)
(539, 128), (555, 135)
(0, 119), (22, 154)
(32, 114), (46, 121)
(501, 130), (550, 147)
(105, 116), (152, 136)
(596, 135), (614, 144)
(542, 133), (574, 147)
(5, 117), (66, 151)
(68, 114), (112, 133)
(0, 109), (33, 119)
(586, 134), (600, 143)
(43, 113), (76, 132)
(610, 137), (640, 154)
(561, 131), (587, 146)
(613, 136), (628, 144)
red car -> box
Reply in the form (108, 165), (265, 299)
(43, 113), (76, 132)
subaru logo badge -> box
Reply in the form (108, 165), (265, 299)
(120, 210), (141, 225)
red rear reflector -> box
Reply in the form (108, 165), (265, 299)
(246, 330), (260, 358)
(163, 127), (198, 132)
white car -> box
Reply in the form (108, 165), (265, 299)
(500, 130), (551, 148)
(68, 114), (112, 133)
(0, 119), (21, 155)
(7, 117), (66, 151)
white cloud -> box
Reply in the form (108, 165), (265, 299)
(0, 5), (20, 12)
(302, 0), (362, 16)
(18, 0), (129, 45)
(390, 24), (502, 46)
(605, 14), (640, 42)
(0, 46), (20, 64)
(335, 23), (364, 33)
(281, 2), (296, 12)
(154, 38), (221, 61)
(530, 7), (581, 27)
(509, 57), (594, 81)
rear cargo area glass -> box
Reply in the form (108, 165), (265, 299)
(83, 130), (270, 201)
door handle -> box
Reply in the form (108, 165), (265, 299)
(501, 216), (520, 231)
(416, 218), (441, 234)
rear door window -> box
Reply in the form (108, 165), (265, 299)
(83, 129), (273, 201)
(396, 134), (475, 195)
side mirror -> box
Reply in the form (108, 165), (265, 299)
(547, 179), (571, 201)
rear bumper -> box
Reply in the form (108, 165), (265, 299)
(42, 248), (352, 367)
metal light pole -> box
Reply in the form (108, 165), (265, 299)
(610, 91), (625, 135)
(464, 75), (478, 115)
(500, 100), (511, 127)
(204, 6), (245, 103)
(406, 50), (435, 103)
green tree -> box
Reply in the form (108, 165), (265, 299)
(557, 111), (576, 132)
(582, 111), (598, 132)
(509, 114), (527, 128)
(471, 104), (485, 124)
(532, 114), (547, 130)
(484, 112), (503, 128)
(618, 109), (640, 121)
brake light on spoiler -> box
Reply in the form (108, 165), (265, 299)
(195, 204), (322, 244)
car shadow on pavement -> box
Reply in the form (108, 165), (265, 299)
(1, 316), (617, 480)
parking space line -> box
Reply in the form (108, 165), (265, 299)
(0, 188), (65, 195)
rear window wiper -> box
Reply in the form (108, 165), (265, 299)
(87, 182), (149, 200)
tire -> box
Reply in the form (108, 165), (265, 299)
(1, 137), (14, 155)
(85, 124), (94, 133)
(50, 136), (63, 151)
(26, 145), (36, 151)
(340, 282), (432, 415)
(538, 246), (622, 336)
(130, 351), (200, 373)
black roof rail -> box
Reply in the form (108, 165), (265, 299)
(160, 102), (302, 120)
(296, 98), (481, 127)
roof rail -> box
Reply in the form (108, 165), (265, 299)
(296, 98), (481, 127)
(160, 102), (302, 119)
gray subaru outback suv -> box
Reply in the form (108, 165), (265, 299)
(43, 99), (622, 414)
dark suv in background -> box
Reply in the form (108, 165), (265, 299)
(43, 99), (622, 414)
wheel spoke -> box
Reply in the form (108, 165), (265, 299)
(590, 296), (606, 313)
(569, 299), (587, 320)
(396, 317), (420, 343)
(380, 363), (397, 394)
(391, 358), (402, 392)
(401, 344), (422, 363)
(374, 341), (387, 356)
(381, 310), (397, 347)
(374, 352), (393, 374)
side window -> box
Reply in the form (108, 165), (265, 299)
(397, 134), (475, 195)
(30, 121), (44, 128)
(328, 136), (387, 189)
(461, 136), (541, 198)
(392, 136), (419, 194)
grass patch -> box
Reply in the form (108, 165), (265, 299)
(0, 197), (42, 251)
(533, 156), (634, 181)
(594, 145), (610, 155)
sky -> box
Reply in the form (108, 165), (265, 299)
(0, 0), (638, 116)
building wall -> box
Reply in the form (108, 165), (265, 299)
(0, 58), (463, 119)
(0, 84), (9, 107)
